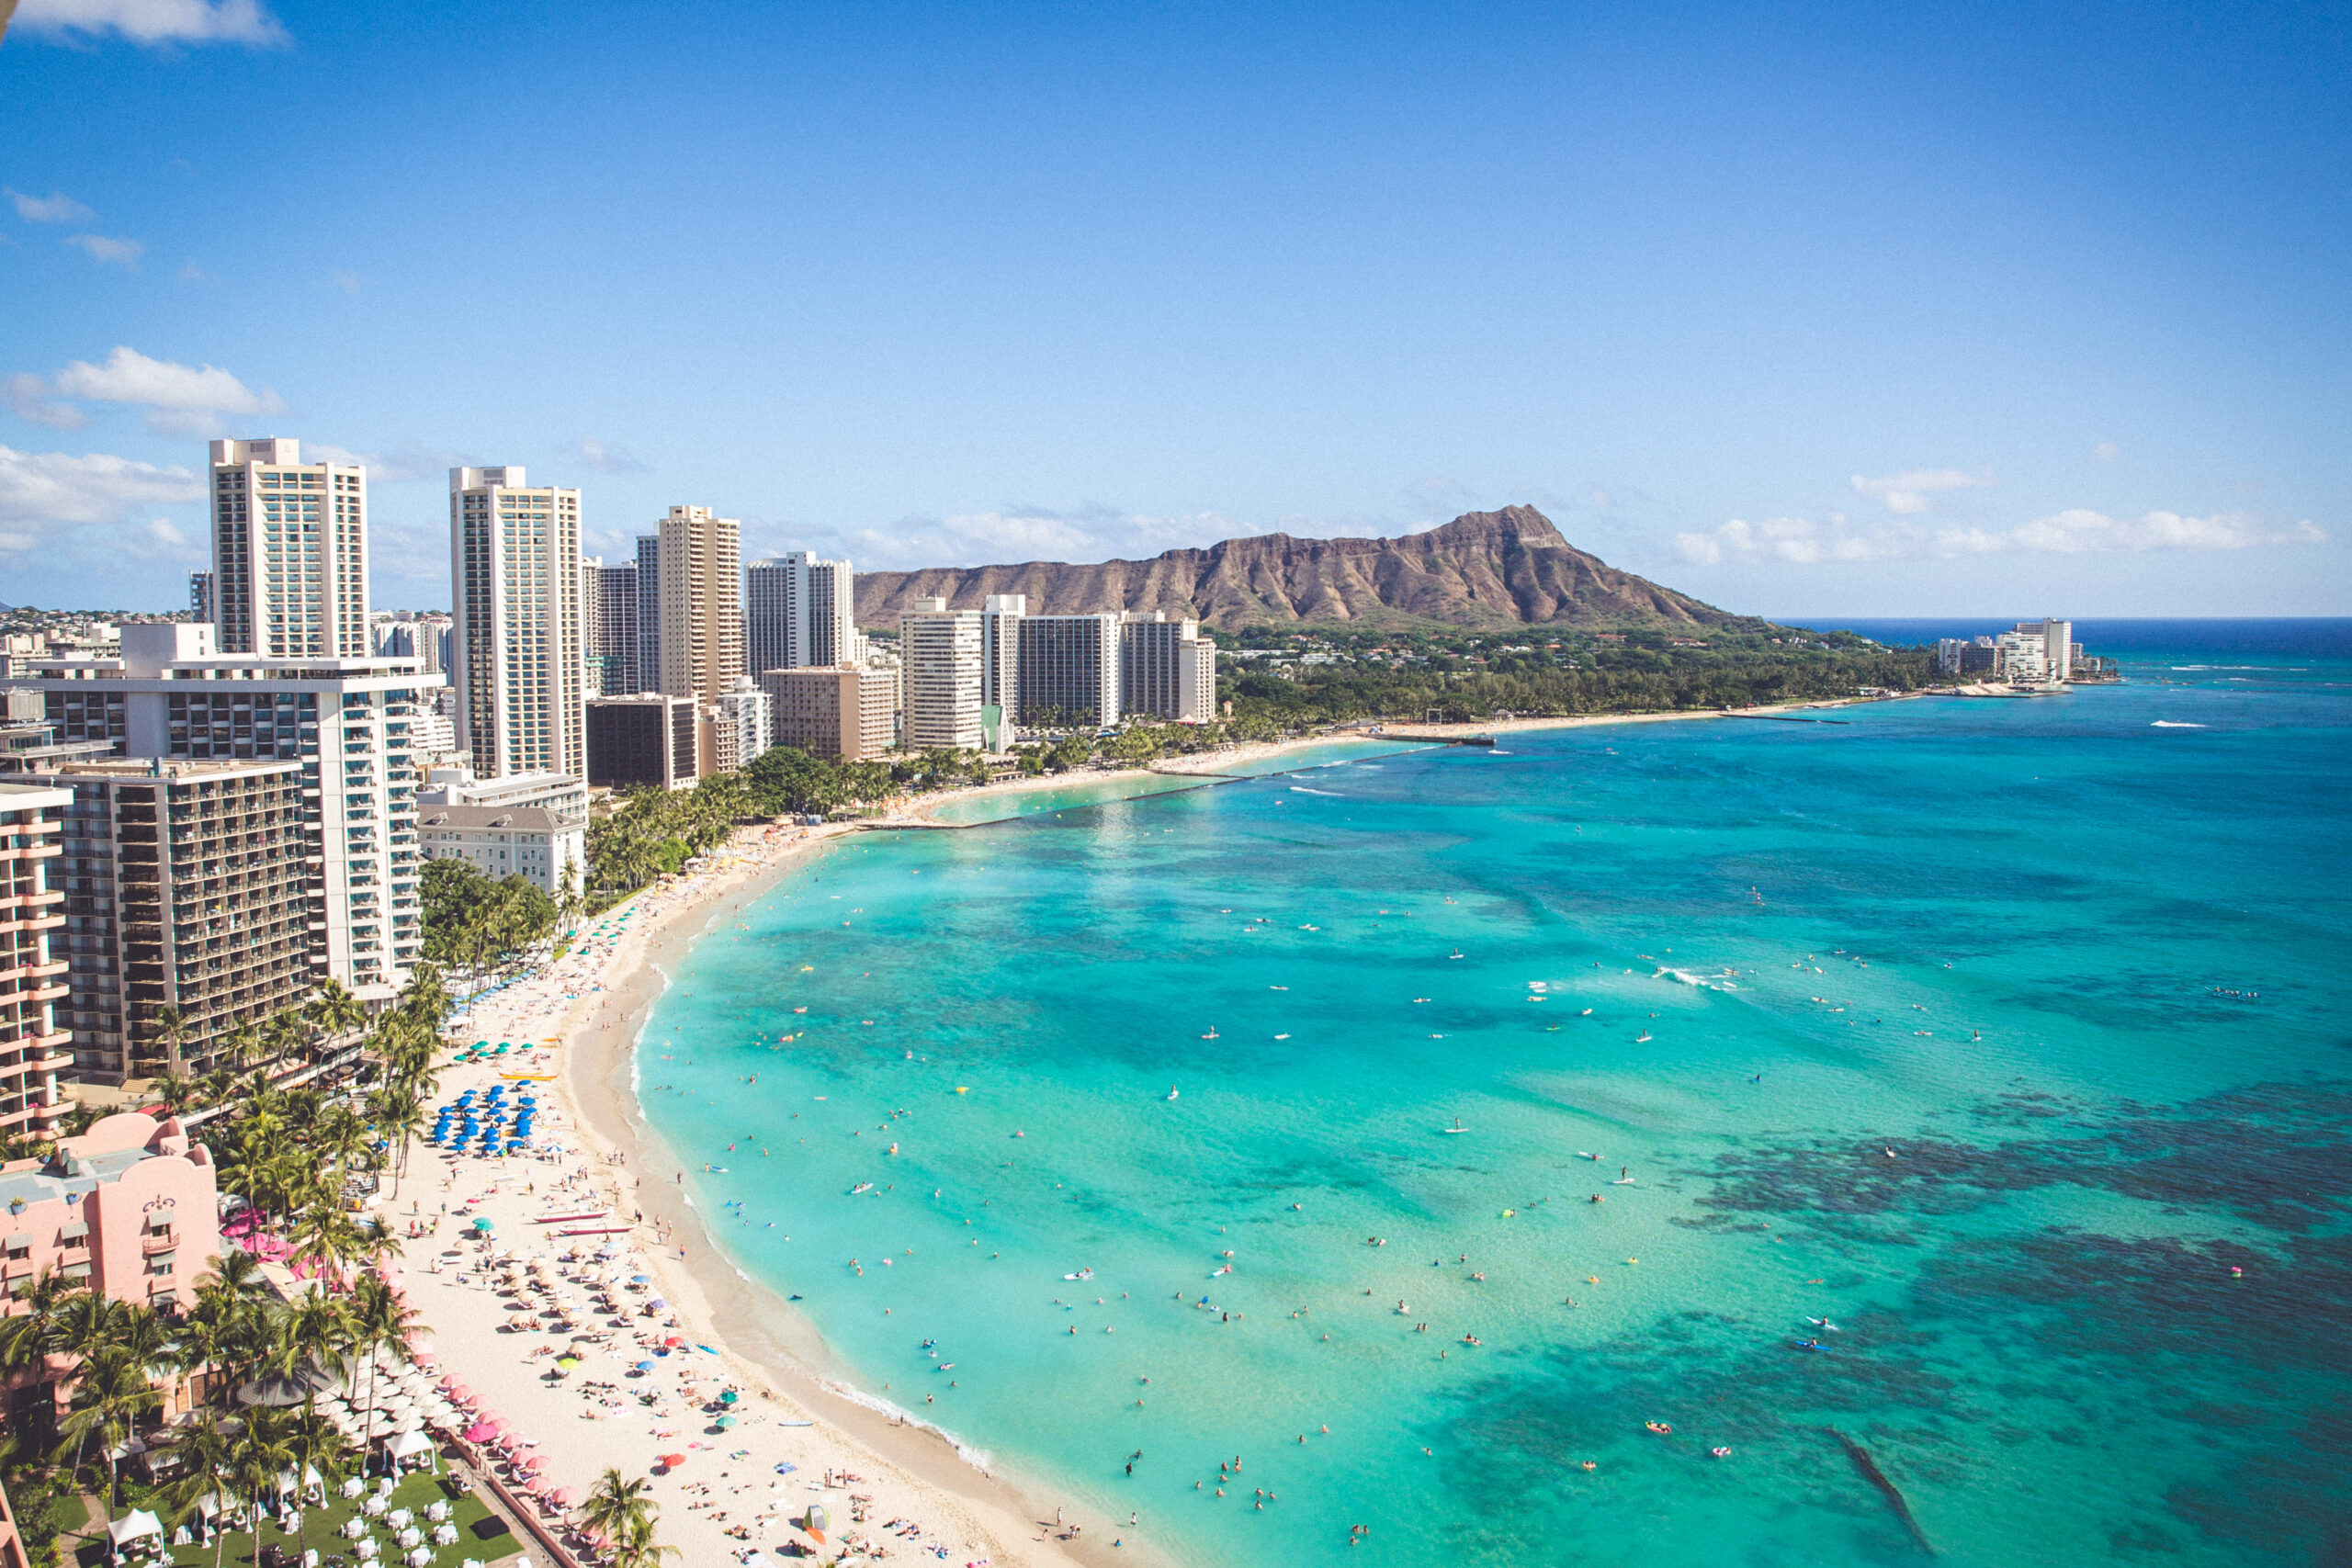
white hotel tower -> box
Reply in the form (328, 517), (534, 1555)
(449, 467), (587, 780)
(209, 437), (372, 659)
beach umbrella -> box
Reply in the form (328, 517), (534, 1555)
(548, 1488), (577, 1509)
(714, 1415), (737, 1430)
(633, 1360), (655, 1373)
(462, 1423), (499, 1444)
(662, 1336), (684, 1348)
(659, 1453), (685, 1469)
(472, 1217), (493, 1233)
(718, 1390), (739, 1404)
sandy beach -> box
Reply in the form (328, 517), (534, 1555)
(396, 820), (1160, 1568)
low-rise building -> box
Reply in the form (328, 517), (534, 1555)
(415, 766), (589, 827)
(759, 664), (899, 761)
(585, 694), (698, 791)
(417, 805), (583, 896)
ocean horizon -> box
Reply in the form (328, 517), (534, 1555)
(637, 618), (2351, 1567)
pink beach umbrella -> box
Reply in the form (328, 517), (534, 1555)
(522, 1454), (552, 1472)
(548, 1487), (578, 1510)
(461, 1424), (499, 1444)
(437, 1375), (461, 1391)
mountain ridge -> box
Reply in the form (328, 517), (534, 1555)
(852, 505), (1748, 632)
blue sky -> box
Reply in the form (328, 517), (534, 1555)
(2, 0), (2346, 618)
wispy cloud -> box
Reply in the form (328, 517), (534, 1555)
(574, 438), (649, 477)
(14, 0), (290, 48)
(0, 446), (206, 560)
(4, 373), (90, 432)
(329, 268), (363, 295)
(2093, 440), (2121, 462)
(7, 188), (96, 224)
(43, 344), (285, 434)
(1849, 467), (1994, 515)
(64, 233), (144, 268)
(1674, 509), (2327, 566)
(818, 503), (1253, 572)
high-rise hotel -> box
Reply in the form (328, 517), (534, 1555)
(656, 506), (743, 703)
(448, 466), (587, 780)
(746, 553), (858, 674)
(208, 438), (372, 659)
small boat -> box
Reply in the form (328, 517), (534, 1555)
(1611, 1178), (1635, 1186)
(1580, 1008), (1592, 1016)
(848, 1182), (874, 1196)
(1165, 1088), (1180, 1100)
(1577, 1152), (1601, 1161)
(1804, 1316), (1841, 1332)
(1441, 1118), (1468, 1135)
(1063, 1269), (1094, 1281)
(1634, 1031), (1653, 1043)
(1201, 1028), (1221, 1040)
(1211, 1264), (1231, 1277)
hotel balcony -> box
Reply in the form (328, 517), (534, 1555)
(141, 1230), (177, 1256)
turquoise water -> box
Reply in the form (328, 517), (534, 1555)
(639, 630), (2352, 1568)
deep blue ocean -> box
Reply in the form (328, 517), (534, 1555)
(638, 620), (2352, 1568)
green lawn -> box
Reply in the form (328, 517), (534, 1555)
(76, 1468), (518, 1567)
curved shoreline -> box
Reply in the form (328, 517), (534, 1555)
(546, 829), (1176, 1568)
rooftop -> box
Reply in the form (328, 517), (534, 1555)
(418, 806), (565, 831)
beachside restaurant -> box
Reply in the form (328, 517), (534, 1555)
(81, 1468), (513, 1567)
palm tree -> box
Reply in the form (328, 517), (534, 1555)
(282, 1409), (354, 1566)
(308, 977), (367, 1058)
(616, 1511), (680, 1568)
(345, 1273), (415, 1469)
(146, 1003), (190, 1077)
(162, 1404), (238, 1568)
(53, 1348), (163, 1506)
(578, 1467), (661, 1558)
(272, 1289), (355, 1429)
(232, 1404), (297, 1558)
(150, 1068), (203, 1116)
(261, 1008), (307, 1078)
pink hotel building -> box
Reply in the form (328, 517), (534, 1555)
(0, 1111), (222, 1314)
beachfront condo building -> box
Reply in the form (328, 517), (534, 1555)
(708, 678), (774, 775)
(748, 553), (860, 677)
(761, 664), (899, 761)
(0, 1110), (224, 1325)
(980, 595), (1023, 721)
(1018, 614), (1122, 729)
(187, 571), (212, 623)
(581, 556), (612, 697)
(0, 783), (72, 1137)
(596, 558), (643, 695)
(634, 536), (662, 695)
(656, 507), (744, 703)
(28, 757), (310, 1084)
(449, 466), (588, 782)
(1118, 611), (1219, 723)
(22, 623), (438, 1004)
(900, 599), (984, 750)
(586, 694), (699, 791)
(417, 804), (584, 897)
(208, 437), (372, 660)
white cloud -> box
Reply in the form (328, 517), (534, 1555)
(1849, 467), (1994, 515)
(4, 373), (90, 431)
(177, 260), (219, 283)
(2094, 440), (2121, 462)
(574, 438), (649, 477)
(1675, 508), (2327, 567)
(7, 189), (96, 223)
(0, 446), (206, 558)
(329, 268), (363, 295)
(14, 0), (289, 47)
(46, 345), (285, 434)
(64, 233), (143, 268)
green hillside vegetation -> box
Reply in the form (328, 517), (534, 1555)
(1217, 623), (1936, 723)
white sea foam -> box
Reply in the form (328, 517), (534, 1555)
(1288, 785), (1346, 796)
(2151, 721), (2206, 728)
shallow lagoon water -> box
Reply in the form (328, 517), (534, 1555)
(640, 630), (2352, 1567)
